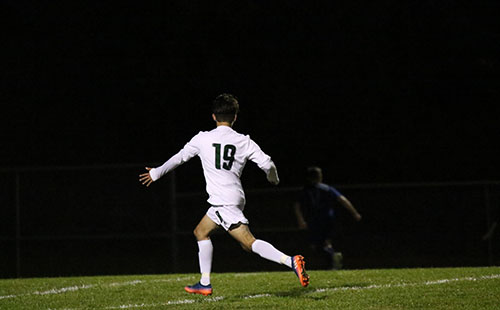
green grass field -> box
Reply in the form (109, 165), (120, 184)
(1, 267), (499, 309)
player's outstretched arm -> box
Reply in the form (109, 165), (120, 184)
(338, 195), (362, 222)
(139, 167), (154, 187)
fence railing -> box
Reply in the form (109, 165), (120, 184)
(1, 164), (498, 278)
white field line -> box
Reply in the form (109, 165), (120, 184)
(105, 297), (224, 309)
(0, 276), (195, 300)
(244, 293), (273, 299)
(34, 284), (96, 296)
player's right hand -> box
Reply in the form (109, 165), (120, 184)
(139, 167), (154, 187)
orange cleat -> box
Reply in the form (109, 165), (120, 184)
(184, 282), (213, 296)
(291, 255), (310, 287)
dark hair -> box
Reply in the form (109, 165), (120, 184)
(212, 93), (239, 123)
(306, 166), (322, 185)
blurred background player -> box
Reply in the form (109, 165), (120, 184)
(294, 166), (362, 269)
(139, 93), (309, 295)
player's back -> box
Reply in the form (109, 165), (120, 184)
(193, 125), (270, 206)
(196, 126), (254, 177)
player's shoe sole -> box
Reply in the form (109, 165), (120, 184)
(184, 282), (213, 296)
(292, 255), (310, 287)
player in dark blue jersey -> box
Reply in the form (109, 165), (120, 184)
(294, 166), (361, 269)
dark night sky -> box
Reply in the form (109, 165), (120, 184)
(2, 0), (499, 186)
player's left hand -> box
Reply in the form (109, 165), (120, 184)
(139, 167), (154, 187)
(267, 174), (280, 185)
(353, 213), (362, 222)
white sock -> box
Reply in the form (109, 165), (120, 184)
(251, 239), (292, 268)
(197, 240), (213, 285)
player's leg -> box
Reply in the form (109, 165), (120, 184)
(185, 215), (219, 296)
(309, 218), (338, 269)
(228, 224), (288, 263)
(320, 238), (336, 270)
(226, 223), (256, 252)
(228, 224), (310, 287)
(324, 239), (343, 270)
(322, 217), (342, 269)
(193, 214), (219, 241)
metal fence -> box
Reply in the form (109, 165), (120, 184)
(1, 164), (499, 278)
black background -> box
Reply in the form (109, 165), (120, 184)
(2, 0), (499, 185)
(1, 1), (500, 278)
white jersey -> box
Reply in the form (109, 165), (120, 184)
(149, 125), (279, 206)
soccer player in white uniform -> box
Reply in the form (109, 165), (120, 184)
(139, 93), (309, 295)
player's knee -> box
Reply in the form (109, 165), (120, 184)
(240, 241), (253, 253)
(240, 238), (256, 253)
(193, 227), (206, 241)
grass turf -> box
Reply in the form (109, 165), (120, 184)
(1, 267), (499, 309)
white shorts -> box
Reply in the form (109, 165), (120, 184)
(206, 205), (249, 231)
